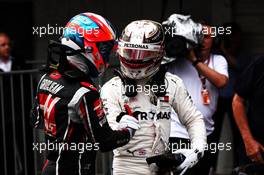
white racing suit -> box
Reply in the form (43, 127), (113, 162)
(100, 72), (206, 175)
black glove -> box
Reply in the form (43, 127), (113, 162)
(146, 153), (185, 169)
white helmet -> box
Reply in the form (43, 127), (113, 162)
(118, 20), (164, 79)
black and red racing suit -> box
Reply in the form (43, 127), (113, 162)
(31, 71), (131, 175)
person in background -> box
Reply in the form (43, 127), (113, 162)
(0, 32), (24, 72)
(163, 14), (228, 175)
(0, 32), (29, 175)
(232, 56), (264, 174)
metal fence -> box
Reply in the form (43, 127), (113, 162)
(0, 69), (113, 175)
(0, 69), (38, 175)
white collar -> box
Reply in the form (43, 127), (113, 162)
(0, 57), (12, 72)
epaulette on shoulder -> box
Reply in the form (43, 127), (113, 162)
(80, 81), (97, 91)
(165, 72), (183, 85)
(106, 76), (121, 86)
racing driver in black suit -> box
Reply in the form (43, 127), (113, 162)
(31, 12), (140, 175)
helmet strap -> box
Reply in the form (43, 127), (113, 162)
(147, 65), (167, 97)
(46, 40), (69, 74)
(114, 69), (138, 97)
(46, 40), (93, 80)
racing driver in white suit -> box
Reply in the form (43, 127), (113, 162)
(100, 20), (207, 175)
